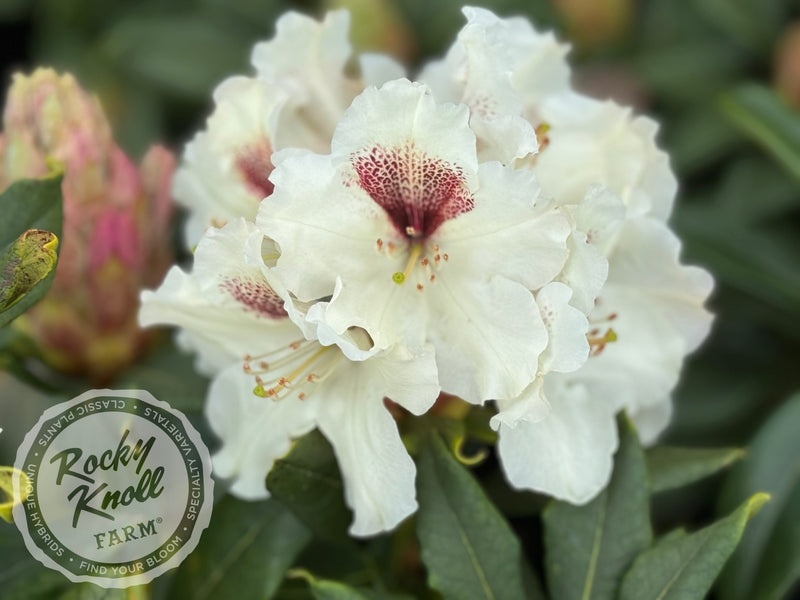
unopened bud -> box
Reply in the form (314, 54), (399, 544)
(0, 69), (174, 382)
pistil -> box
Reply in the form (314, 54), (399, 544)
(392, 243), (425, 285)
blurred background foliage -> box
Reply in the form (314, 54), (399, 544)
(1, 0), (800, 598)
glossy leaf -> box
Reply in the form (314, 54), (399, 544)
(101, 16), (248, 98)
(57, 583), (142, 599)
(266, 430), (353, 544)
(0, 519), (69, 599)
(543, 417), (651, 600)
(720, 84), (800, 182)
(718, 392), (800, 600)
(619, 493), (769, 600)
(0, 173), (63, 328)
(647, 446), (745, 493)
(170, 495), (311, 600)
(290, 570), (371, 600)
(0, 230), (58, 322)
(416, 432), (533, 600)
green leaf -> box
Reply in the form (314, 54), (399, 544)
(675, 204), (800, 317)
(56, 583), (143, 599)
(714, 156), (799, 223)
(0, 519), (70, 599)
(619, 493), (769, 600)
(169, 495), (311, 600)
(647, 446), (745, 493)
(309, 580), (370, 600)
(718, 392), (800, 600)
(543, 417), (651, 600)
(266, 430), (353, 544)
(720, 84), (800, 182)
(0, 173), (64, 328)
(416, 432), (533, 600)
(101, 16), (249, 98)
(0, 229), (59, 326)
(290, 570), (371, 600)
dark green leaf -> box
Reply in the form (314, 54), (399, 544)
(0, 173), (63, 328)
(300, 574), (370, 600)
(543, 417), (651, 600)
(619, 493), (769, 600)
(57, 583), (140, 599)
(101, 16), (249, 98)
(647, 446), (745, 493)
(691, 0), (783, 53)
(170, 495), (311, 600)
(266, 430), (352, 544)
(718, 392), (800, 600)
(714, 156), (799, 222)
(633, 41), (745, 104)
(416, 432), (532, 600)
(675, 204), (800, 317)
(665, 106), (745, 176)
(0, 521), (69, 599)
(720, 84), (800, 182)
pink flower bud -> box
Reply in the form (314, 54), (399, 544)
(0, 69), (175, 382)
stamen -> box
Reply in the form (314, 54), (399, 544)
(252, 345), (334, 399)
(243, 339), (319, 375)
(535, 123), (551, 151)
(588, 328), (618, 356)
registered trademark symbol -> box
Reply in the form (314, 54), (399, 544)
(156, 517), (163, 524)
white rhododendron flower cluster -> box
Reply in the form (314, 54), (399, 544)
(140, 7), (713, 536)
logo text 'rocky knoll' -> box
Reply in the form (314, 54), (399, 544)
(50, 429), (165, 527)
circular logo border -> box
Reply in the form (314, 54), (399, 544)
(13, 389), (214, 588)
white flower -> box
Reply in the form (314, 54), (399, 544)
(260, 78), (591, 406)
(173, 11), (404, 246)
(140, 218), (440, 536)
(422, 7), (713, 503)
(419, 6), (570, 164)
(173, 77), (282, 247)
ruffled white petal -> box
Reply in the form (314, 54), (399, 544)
(536, 282), (589, 374)
(330, 79), (477, 180)
(534, 93), (677, 220)
(251, 10), (359, 150)
(497, 379), (619, 504)
(173, 76), (282, 245)
(207, 364), (316, 499)
(490, 377), (551, 430)
(314, 349), (439, 536)
(426, 275), (545, 404)
(556, 185), (624, 313)
(442, 162), (570, 291)
(565, 217), (713, 444)
(139, 219), (298, 374)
